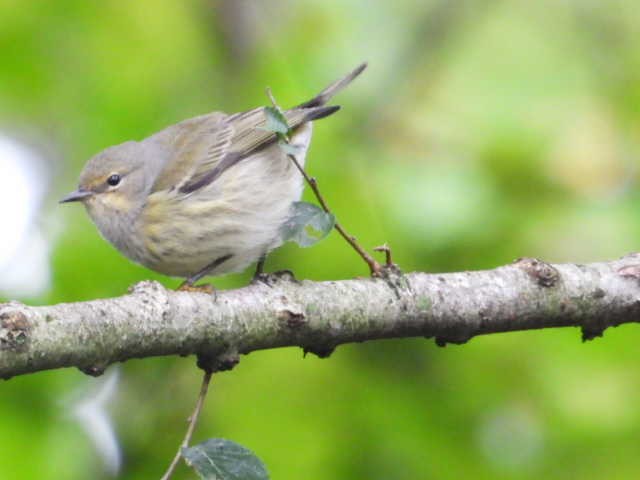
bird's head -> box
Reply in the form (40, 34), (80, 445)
(60, 141), (153, 217)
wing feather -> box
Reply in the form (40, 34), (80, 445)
(152, 106), (335, 195)
(148, 63), (366, 195)
(150, 112), (233, 193)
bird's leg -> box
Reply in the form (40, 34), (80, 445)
(178, 254), (232, 293)
(251, 254), (268, 284)
(251, 253), (296, 286)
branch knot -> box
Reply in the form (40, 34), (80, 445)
(515, 257), (560, 287)
(0, 309), (31, 352)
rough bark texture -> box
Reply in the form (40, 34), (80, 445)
(2, 255), (640, 379)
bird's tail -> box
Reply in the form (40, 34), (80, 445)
(297, 62), (368, 109)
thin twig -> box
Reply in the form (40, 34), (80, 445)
(265, 88), (383, 276)
(286, 152), (382, 276)
(374, 244), (394, 267)
(160, 370), (213, 480)
(265, 87), (280, 116)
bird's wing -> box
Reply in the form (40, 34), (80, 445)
(150, 63), (367, 195)
(222, 105), (337, 160)
(149, 112), (233, 193)
(151, 106), (337, 195)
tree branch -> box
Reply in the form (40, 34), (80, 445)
(2, 255), (640, 379)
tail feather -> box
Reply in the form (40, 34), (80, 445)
(301, 105), (341, 123)
(297, 62), (367, 109)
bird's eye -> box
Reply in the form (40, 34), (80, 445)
(107, 174), (121, 187)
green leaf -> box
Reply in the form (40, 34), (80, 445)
(281, 201), (336, 248)
(182, 438), (269, 480)
(263, 106), (290, 135)
(278, 141), (302, 156)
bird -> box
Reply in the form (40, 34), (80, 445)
(61, 63), (367, 289)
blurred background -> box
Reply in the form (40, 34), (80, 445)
(2, 0), (640, 478)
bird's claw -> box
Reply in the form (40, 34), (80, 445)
(177, 282), (216, 295)
(251, 269), (297, 286)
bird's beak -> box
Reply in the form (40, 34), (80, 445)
(59, 189), (94, 204)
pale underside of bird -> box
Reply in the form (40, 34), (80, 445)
(61, 63), (367, 284)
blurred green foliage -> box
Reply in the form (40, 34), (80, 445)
(2, 0), (640, 479)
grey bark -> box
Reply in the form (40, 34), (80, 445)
(2, 256), (640, 379)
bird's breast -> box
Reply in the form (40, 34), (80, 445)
(84, 198), (150, 267)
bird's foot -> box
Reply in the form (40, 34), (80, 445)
(251, 269), (297, 286)
(177, 281), (215, 295)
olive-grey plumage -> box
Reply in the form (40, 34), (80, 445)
(61, 63), (367, 284)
